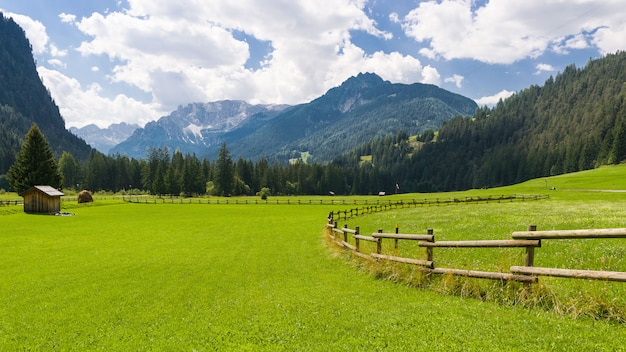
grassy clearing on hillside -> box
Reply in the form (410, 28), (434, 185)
(334, 165), (626, 322)
(1, 200), (625, 350)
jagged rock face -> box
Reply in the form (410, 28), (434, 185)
(70, 122), (140, 154)
(161, 101), (288, 144)
(110, 100), (290, 158)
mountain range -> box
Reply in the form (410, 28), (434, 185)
(69, 122), (139, 154)
(110, 101), (289, 159)
(110, 73), (478, 163)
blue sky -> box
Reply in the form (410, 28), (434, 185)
(1, 0), (624, 128)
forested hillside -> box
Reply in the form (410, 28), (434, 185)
(226, 73), (477, 163)
(112, 73), (477, 163)
(0, 13), (92, 174)
(337, 51), (626, 192)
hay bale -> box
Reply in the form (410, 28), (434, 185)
(77, 190), (93, 203)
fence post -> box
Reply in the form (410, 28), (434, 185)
(355, 226), (360, 252)
(394, 224), (399, 251)
(343, 224), (349, 243)
(525, 225), (537, 267)
(377, 229), (383, 254)
(426, 228), (434, 262)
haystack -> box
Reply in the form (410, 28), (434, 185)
(77, 190), (93, 203)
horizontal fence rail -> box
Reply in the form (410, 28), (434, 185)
(122, 194), (548, 208)
(510, 266), (626, 282)
(2, 193), (549, 208)
(418, 239), (540, 248)
(326, 219), (626, 285)
(0, 200), (22, 206)
(512, 228), (626, 239)
(1, 196), (117, 206)
(328, 194), (549, 221)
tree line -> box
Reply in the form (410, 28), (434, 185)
(1, 124), (399, 197)
(50, 143), (382, 197)
(5, 51), (626, 196)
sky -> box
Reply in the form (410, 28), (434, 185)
(1, 0), (625, 129)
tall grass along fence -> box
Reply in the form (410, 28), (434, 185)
(328, 194), (548, 221)
(2, 193), (547, 207)
(0, 200), (22, 206)
(325, 220), (626, 285)
(1, 196), (121, 206)
(120, 193), (548, 207)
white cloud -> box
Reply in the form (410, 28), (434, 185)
(47, 59), (66, 69)
(475, 90), (515, 106)
(421, 65), (441, 86)
(68, 0), (409, 113)
(37, 66), (162, 128)
(534, 63), (557, 75)
(2, 11), (49, 54)
(2, 10), (71, 58)
(389, 12), (400, 24)
(328, 42), (441, 88)
(59, 13), (76, 24)
(444, 74), (464, 88)
(593, 22), (626, 55)
(49, 44), (67, 57)
(401, 0), (626, 64)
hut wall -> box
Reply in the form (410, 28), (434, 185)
(23, 190), (60, 214)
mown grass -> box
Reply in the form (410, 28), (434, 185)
(1, 202), (624, 350)
(1, 166), (626, 349)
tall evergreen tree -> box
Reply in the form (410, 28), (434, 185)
(215, 143), (234, 196)
(84, 149), (107, 191)
(181, 153), (205, 196)
(152, 163), (166, 195)
(609, 120), (626, 164)
(166, 149), (184, 195)
(7, 124), (62, 193)
(58, 151), (82, 189)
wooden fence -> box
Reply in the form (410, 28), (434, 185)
(326, 221), (626, 284)
(120, 194), (547, 207)
(0, 200), (22, 206)
(328, 194), (549, 221)
(2, 193), (548, 208)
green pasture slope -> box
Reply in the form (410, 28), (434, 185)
(1, 167), (626, 350)
(347, 166), (626, 322)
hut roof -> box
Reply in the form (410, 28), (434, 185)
(23, 185), (64, 197)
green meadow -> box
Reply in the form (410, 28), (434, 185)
(2, 166), (626, 350)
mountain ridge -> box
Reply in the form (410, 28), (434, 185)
(110, 100), (290, 158)
(70, 122), (140, 154)
(112, 73), (478, 162)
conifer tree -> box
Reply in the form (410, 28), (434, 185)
(215, 143), (234, 196)
(58, 151), (82, 189)
(7, 124), (62, 193)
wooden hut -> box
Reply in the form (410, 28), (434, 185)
(21, 185), (64, 214)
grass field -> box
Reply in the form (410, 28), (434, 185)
(1, 166), (626, 350)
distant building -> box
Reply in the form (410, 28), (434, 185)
(21, 185), (64, 214)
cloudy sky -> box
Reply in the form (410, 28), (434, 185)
(1, 0), (624, 128)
